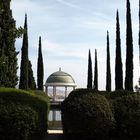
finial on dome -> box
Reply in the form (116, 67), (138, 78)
(59, 67), (61, 71)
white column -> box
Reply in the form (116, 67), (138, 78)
(45, 86), (48, 96)
(53, 86), (56, 102)
(55, 87), (57, 101)
(65, 86), (67, 98)
(52, 110), (56, 121)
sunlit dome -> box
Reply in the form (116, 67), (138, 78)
(45, 68), (76, 87)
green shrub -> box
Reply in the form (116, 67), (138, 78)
(108, 90), (133, 100)
(0, 88), (49, 139)
(0, 99), (38, 140)
(113, 94), (140, 139)
(61, 89), (115, 139)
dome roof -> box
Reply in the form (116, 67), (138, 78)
(45, 68), (76, 87)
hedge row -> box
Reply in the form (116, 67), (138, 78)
(113, 94), (140, 139)
(0, 88), (49, 140)
(61, 89), (140, 140)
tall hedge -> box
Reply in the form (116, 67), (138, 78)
(106, 31), (111, 91)
(28, 60), (36, 90)
(115, 10), (123, 90)
(19, 14), (29, 90)
(37, 36), (44, 91)
(87, 50), (93, 89)
(125, 0), (133, 91)
(94, 49), (98, 90)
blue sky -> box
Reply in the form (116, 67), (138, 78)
(11, 0), (139, 90)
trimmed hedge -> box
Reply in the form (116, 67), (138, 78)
(0, 88), (49, 140)
(106, 90), (132, 100)
(61, 89), (115, 139)
(113, 94), (140, 139)
(0, 99), (38, 140)
(61, 89), (140, 139)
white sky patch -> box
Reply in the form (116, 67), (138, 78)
(55, 0), (81, 9)
(42, 39), (61, 52)
(91, 12), (114, 21)
(42, 41), (91, 60)
(81, 19), (114, 33)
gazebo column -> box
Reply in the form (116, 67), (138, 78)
(65, 86), (67, 98)
(73, 86), (76, 90)
(53, 86), (56, 102)
(45, 86), (48, 96)
(52, 110), (56, 122)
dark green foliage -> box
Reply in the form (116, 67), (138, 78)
(0, 0), (18, 87)
(19, 14), (29, 89)
(106, 31), (111, 91)
(94, 49), (98, 90)
(0, 100), (38, 140)
(87, 49), (92, 88)
(37, 36), (44, 90)
(139, 0), (140, 65)
(0, 88), (49, 139)
(0, 47), (8, 86)
(61, 89), (115, 139)
(107, 90), (132, 100)
(62, 89), (140, 139)
(115, 11), (123, 90)
(125, 0), (133, 91)
(28, 60), (36, 90)
(113, 94), (140, 139)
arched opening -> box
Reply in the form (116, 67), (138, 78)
(45, 68), (76, 102)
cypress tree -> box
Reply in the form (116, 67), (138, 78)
(0, 0), (18, 87)
(139, 0), (140, 66)
(37, 36), (44, 90)
(19, 14), (29, 89)
(0, 43), (8, 87)
(87, 49), (92, 88)
(115, 10), (123, 90)
(28, 60), (36, 90)
(106, 31), (111, 91)
(138, 0), (140, 87)
(94, 49), (98, 90)
(125, 0), (133, 91)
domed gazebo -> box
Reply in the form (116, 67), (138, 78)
(45, 68), (76, 102)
